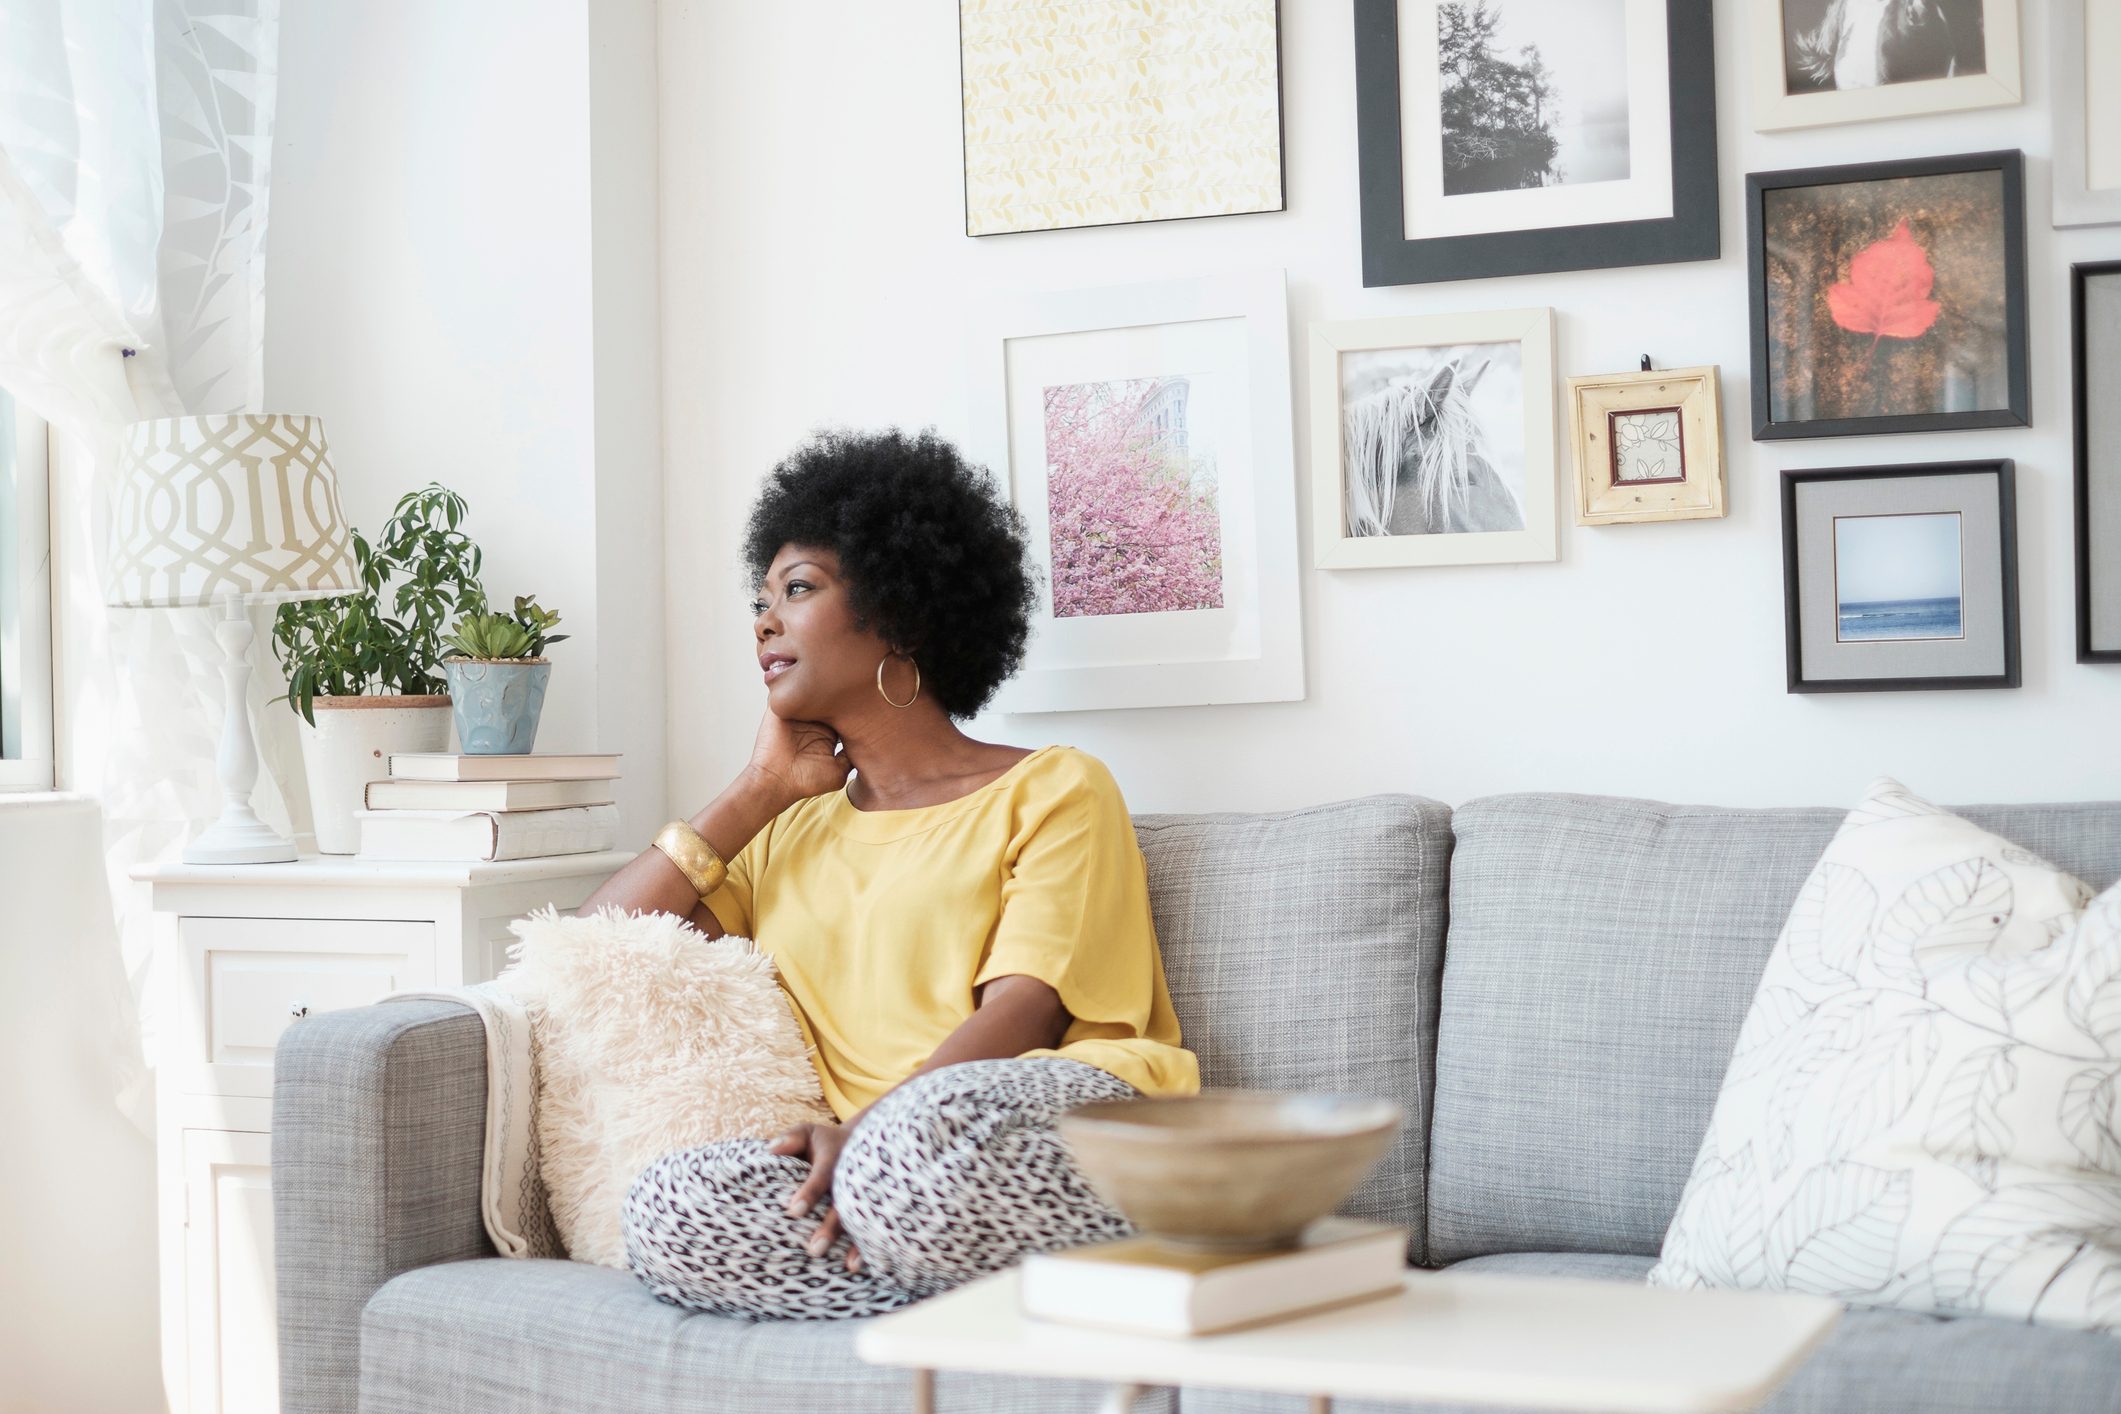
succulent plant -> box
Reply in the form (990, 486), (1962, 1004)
(442, 594), (569, 662)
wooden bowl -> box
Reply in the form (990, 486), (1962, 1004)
(1057, 1090), (1403, 1252)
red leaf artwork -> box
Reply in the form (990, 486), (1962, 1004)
(1826, 219), (1942, 347)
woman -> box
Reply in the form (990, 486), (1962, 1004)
(579, 427), (1199, 1321)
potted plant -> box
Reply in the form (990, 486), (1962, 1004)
(440, 595), (568, 754)
(271, 483), (486, 853)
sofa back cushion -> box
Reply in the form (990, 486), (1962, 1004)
(1426, 792), (2121, 1265)
(1134, 794), (1453, 1264)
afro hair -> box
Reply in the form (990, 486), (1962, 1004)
(742, 427), (1039, 719)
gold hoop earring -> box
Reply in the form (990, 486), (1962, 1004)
(877, 653), (920, 709)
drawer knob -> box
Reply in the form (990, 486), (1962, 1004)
(290, 1002), (310, 1019)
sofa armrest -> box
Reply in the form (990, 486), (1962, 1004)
(273, 999), (491, 1414)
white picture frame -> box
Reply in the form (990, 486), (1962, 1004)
(966, 268), (1304, 714)
(1747, 0), (2021, 133)
(1309, 308), (1557, 570)
(2053, 0), (2121, 228)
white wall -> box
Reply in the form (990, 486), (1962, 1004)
(267, 0), (666, 840)
(658, 0), (2121, 816)
(0, 797), (162, 1414)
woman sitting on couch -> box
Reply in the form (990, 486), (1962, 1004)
(580, 426), (1199, 1321)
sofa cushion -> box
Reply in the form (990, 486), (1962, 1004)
(1135, 794), (1452, 1263)
(1177, 1251), (2121, 1414)
(1426, 793), (2121, 1264)
(360, 1258), (1171, 1414)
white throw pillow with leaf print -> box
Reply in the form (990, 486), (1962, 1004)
(1647, 777), (2121, 1335)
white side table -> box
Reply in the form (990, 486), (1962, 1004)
(130, 849), (633, 1414)
(854, 1266), (1842, 1414)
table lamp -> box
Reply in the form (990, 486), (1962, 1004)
(106, 413), (360, 863)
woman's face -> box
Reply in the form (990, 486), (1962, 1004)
(750, 543), (892, 721)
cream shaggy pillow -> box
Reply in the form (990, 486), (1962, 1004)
(1649, 777), (2121, 1335)
(501, 903), (832, 1268)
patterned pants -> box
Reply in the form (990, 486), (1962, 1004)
(620, 1056), (1139, 1320)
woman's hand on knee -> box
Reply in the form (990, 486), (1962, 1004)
(767, 1121), (864, 1272)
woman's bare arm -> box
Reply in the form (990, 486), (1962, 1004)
(576, 770), (795, 936)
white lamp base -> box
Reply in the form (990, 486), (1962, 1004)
(183, 597), (298, 865)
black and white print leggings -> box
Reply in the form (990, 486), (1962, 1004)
(621, 1056), (1140, 1321)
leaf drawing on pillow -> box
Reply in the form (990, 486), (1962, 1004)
(1725, 986), (1818, 1086)
(1692, 1142), (1768, 1290)
(1841, 780), (1942, 831)
(2063, 894), (2121, 1057)
(1824, 999), (1942, 1159)
(1965, 952), (2059, 1032)
(1763, 991), (1874, 1178)
(1767, 1161), (1912, 1296)
(1888, 858), (2014, 972)
(1785, 863), (1876, 988)
(1922, 1044), (2019, 1188)
(2060, 1067), (2121, 1174)
(1924, 1183), (2121, 1313)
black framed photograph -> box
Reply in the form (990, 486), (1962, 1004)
(1781, 461), (2019, 693)
(2076, 261), (2121, 662)
(1352, 0), (1719, 286)
(1747, 150), (2028, 442)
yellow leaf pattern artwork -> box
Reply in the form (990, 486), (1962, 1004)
(960, 0), (1282, 235)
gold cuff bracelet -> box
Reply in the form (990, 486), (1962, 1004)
(652, 819), (727, 902)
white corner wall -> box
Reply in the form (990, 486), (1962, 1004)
(0, 797), (162, 1414)
(658, 0), (2119, 815)
(267, 0), (666, 840)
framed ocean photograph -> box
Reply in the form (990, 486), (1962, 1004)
(1749, 0), (2021, 132)
(1781, 460), (2019, 693)
(1747, 150), (2029, 441)
(1308, 308), (1556, 569)
(1352, 0), (1718, 286)
(958, 0), (1285, 237)
(2053, 0), (2121, 228)
(965, 268), (1304, 713)
(2076, 261), (2121, 662)
(1564, 363), (1725, 525)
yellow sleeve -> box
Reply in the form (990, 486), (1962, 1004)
(702, 823), (763, 939)
(972, 756), (1194, 1097)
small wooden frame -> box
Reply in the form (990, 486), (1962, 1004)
(1565, 365), (1725, 525)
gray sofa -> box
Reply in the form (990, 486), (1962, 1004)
(274, 791), (2121, 1414)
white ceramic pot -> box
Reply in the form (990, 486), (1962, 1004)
(296, 695), (453, 854)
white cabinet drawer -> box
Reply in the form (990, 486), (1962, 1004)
(176, 917), (435, 1099)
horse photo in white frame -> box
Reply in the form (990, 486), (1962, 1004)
(1747, 0), (2021, 132)
(966, 268), (1304, 714)
(1309, 308), (1557, 569)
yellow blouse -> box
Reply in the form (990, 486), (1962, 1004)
(701, 744), (1199, 1120)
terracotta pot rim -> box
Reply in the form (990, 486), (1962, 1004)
(307, 694), (453, 710)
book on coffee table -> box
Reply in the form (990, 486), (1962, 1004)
(1019, 1217), (1407, 1338)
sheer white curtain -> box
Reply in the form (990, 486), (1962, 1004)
(0, 0), (289, 1128)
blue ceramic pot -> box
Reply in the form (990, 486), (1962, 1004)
(442, 659), (551, 755)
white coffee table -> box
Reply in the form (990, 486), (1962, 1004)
(854, 1267), (1841, 1414)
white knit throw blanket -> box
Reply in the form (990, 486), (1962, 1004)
(382, 980), (565, 1260)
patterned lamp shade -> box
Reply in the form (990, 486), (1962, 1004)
(106, 413), (360, 608)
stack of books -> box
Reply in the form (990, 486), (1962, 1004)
(1018, 1216), (1408, 1337)
(353, 751), (623, 862)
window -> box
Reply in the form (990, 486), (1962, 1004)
(0, 386), (55, 790)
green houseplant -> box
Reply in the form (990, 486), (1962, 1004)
(440, 595), (568, 754)
(270, 482), (487, 852)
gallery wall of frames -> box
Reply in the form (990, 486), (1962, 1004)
(664, 0), (2121, 807)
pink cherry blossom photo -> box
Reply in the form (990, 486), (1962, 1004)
(1039, 376), (1226, 618)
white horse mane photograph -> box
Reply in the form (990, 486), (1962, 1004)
(1338, 342), (1527, 538)
(1784, 0), (1987, 92)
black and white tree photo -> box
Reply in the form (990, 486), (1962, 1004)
(1438, 0), (1632, 195)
